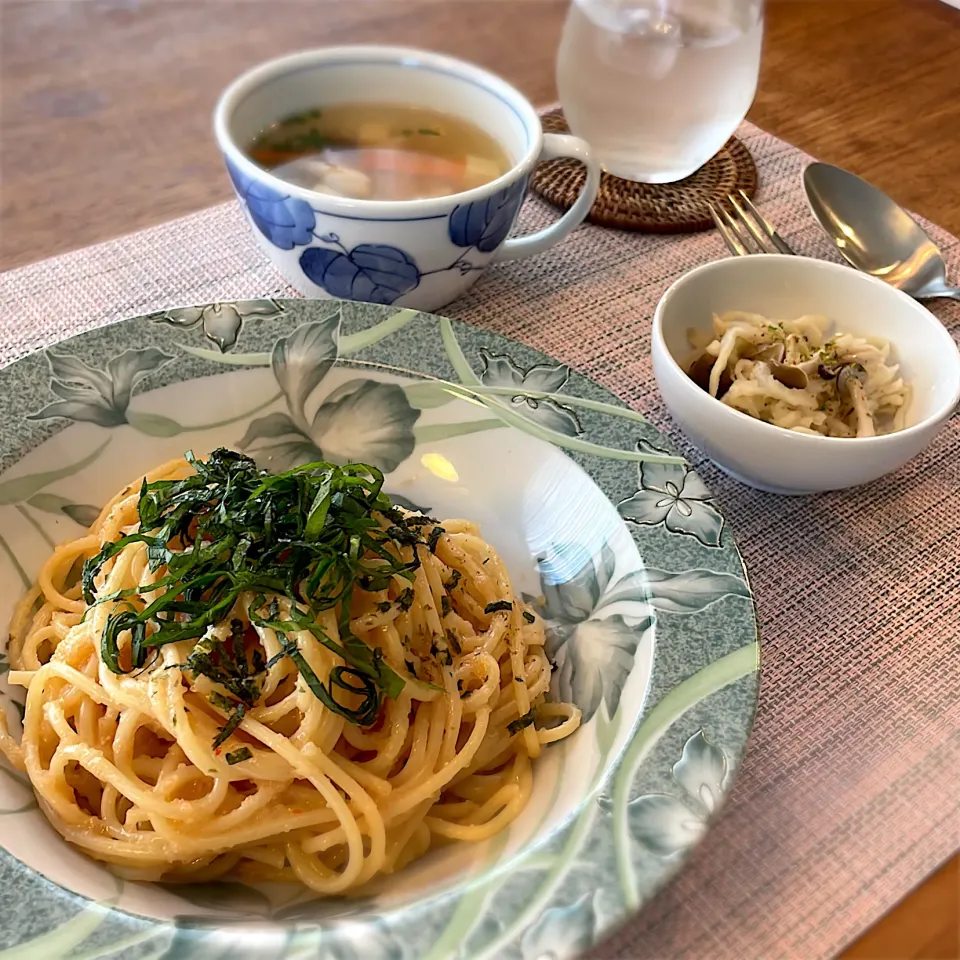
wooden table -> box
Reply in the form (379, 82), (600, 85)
(1, 0), (958, 955)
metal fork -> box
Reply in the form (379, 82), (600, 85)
(708, 190), (796, 256)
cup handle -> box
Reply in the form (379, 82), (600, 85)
(495, 133), (601, 262)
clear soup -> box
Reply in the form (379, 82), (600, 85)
(248, 103), (511, 201)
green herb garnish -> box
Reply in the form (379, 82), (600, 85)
(211, 699), (246, 750)
(522, 610), (535, 624)
(444, 570), (462, 591)
(405, 515), (440, 527)
(445, 629), (462, 656)
(83, 449), (435, 741)
(430, 636), (452, 667)
(484, 600), (512, 614)
(507, 709), (536, 734)
(267, 127), (330, 153)
(426, 525), (445, 553)
(281, 108), (323, 126)
(225, 746), (252, 765)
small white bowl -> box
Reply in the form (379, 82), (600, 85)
(652, 255), (960, 495)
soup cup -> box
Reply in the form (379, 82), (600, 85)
(652, 255), (960, 495)
(214, 46), (601, 311)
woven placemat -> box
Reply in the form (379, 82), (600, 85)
(1, 117), (959, 960)
(532, 108), (757, 233)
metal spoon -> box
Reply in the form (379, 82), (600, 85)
(803, 162), (960, 301)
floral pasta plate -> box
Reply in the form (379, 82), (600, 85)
(0, 299), (759, 959)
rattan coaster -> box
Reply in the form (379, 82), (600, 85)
(532, 109), (757, 233)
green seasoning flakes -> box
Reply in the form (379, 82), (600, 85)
(507, 709), (536, 734)
(209, 698), (247, 750)
(269, 128), (329, 152)
(445, 629), (462, 656)
(281, 108), (322, 125)
(81, 450), (449, 745)
(484, 600), (512, 614)
(430, 637), (452, 667)
(225, 746), (252, 765)
(444, 570), (462, 591)
(522, 610), (536, 624)
(426, 525), (445, 553)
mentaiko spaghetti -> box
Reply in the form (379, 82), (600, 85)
(0, 450), (580, 894)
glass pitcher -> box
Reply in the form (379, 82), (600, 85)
(557, 0), (764, 183)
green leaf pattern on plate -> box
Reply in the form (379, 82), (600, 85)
(600, 729), (728, 858)
(477, 349), (583, 437)
(518, 890), (600, 960)
(25, 494), (101, 528)
(152, 298), (285, 353)
(237, 315), (422, 472)
(618, 439), (725, 546)
(535, 543), (655, 724)
(28, 348), (174, 428)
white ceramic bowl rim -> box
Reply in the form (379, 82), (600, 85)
(213, 45), (544, 218)
(654, 255), (960, 448)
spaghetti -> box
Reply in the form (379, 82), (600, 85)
(0, 450), (580, 893)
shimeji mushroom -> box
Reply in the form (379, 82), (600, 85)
(689, 352), (732, 396)
(753, 343), (786, 364)
(768, 357), (822, 390)
(837, 363), (875, 438)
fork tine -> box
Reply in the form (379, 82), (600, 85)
(717, 204), (766, 254)
(708, 201), (749, 256)
(728, 192), (777, 254)
(733, 190), (796, 255)
(717, 201), (760, 254)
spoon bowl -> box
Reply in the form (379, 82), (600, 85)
(803, 162), (960, 301)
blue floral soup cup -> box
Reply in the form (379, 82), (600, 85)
(214, 46), (601, 312)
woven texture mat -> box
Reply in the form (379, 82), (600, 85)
(532, 108), (757, 232)
(2, 120), (959, 960)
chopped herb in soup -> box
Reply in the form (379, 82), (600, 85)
(247, 102), (510, 201)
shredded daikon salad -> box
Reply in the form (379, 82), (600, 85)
(686, 312), (911, 438)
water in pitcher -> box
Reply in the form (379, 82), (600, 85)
(557, 0), (763, 183)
